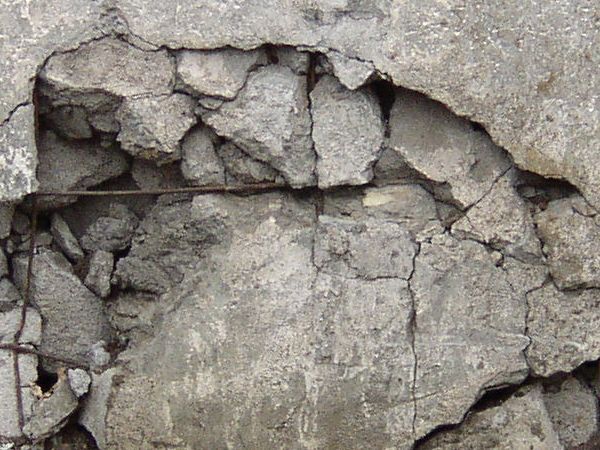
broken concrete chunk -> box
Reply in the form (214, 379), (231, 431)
(12, 250), (112, 371)
(36, 130), (129, 207)
(201, 65), (315, 187)
(218, 142), (281, 184)
(311, 75), (384, 188)
(452, 171), (542, 261)
(67, 368), (91, 398)
(526, 283), (600, 377)
(534, 195), (600, 289)
(79, 368), (118, 449)
(85, 250), (114, 298)
(44, 105), (93, 140)
(88, 341), (111, 369)
(41, 37), (173, 99)
(327, 52), (375, 89)
(389, 90), (511, 208)
(131, 159), (186, 191)
(0, 279), (22, 311)
(50, 213), (84, 261)
(80, 204), (139, 253)
(412, 234), (529, 438)
(23, 371), (78, 440)
(11, 210), (30, 235)
(0, 104), (37, 202)
(275, 47), (309, 74)
(543, 376), (599, 448)
(314, 216), (417, 279)
(116, 93), (197, 162)
(180, 127), (225, 186)
(0, 202), (15, 239)
(176, 47), (265, 99)
(372, 144), (420, 185)
(419, 385), (562, 450)
(0, 249), (7, 279)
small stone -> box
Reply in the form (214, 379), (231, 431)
(389, 89), (511, 208)
(201, 65), (315, 187)
(67, 368), (91, 398)
(327, 52), (374, 89)
(88, 341), (111, 368)
(527, 283), (600, 377)
(176, 48), (265, 99)
(80, 204), (139, 253)
(85, 250), (114, 298)
(181, 127), (225, 186)
(218, 142), (280, 184)
(543, 376), (599, 448)
(11, 210), (30, 235)
(23, 371), (79, 440)
(117, 93), (197, 162)
(534, 195), (600, 289)
(311, 75), (384, 188)
(197, 96), (224, 110)
(50, 213), (84, 261)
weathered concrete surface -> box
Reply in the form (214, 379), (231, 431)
(200, 65), (315, 187)
(180, 127), (225, 186)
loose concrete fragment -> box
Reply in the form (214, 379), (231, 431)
(218, 142), (281, 184)
(0, 203), (15, 239)
(0, 308), (42, 439)
(116, 93), (197, 162)
(412, 234), (529, 438)
(131, 160), (186, 191)
(534, 196), (600, 289)
(36, 131), (128, 208)
(85, 251), (114, 298)
(67, 368), (91, 398)
(327, 52), (374, 89)
(80, 204), (139, 253)
(311, 75), (384, 188)
(389, 90), (511, 208)
(372, 144), (420, 185)
(526, 283), (600, 377)
(0, 250), (7, 279)
(275, 47), (309, 74)
(452, 171), (542, 260)
(12, 250), (112, 371)
(50, 213), (84, 262)
(201, 65), (315, 186)
(23, 371), (78, 440)
(11, 210), (30, 235)
(41, 37), (173, 99)
(180, 127), (225, 186)
(79, 368), (118, 449)
(419, 385), (563, 450)
(176, 48), (265, 99)
(0, 279), (22, 312)
(0, 104), (37, 202)
(543, 376), (599, 448)
(88, 341), (111, 369)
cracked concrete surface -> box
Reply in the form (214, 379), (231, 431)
(0, 2), (598, 449)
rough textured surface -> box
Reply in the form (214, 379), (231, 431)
(180, 127), (225, 185)
(201, 65), (315, 187)
(311, 75), (384, 188)
(12, 251), (112, 371)
(218, 142), (282, 184)
(50, 213), (84, 262)
(419, 385), (562, 450)
(327, 51), (374, 90)
(84, 251), (114, 298)
(80, 204), (139, 253)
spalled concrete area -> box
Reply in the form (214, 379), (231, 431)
(0, 3), (598, 449)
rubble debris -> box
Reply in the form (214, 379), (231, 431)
(534, 195), (600, 289)
(0, 203), (15, 239)
(176, 48), (265, 99)
(131, 159), (187, 191)
(80, 204), (139, 253)
(79, 368), (118, 449)
(200, 65), (315, 187)
(526, 283), (600, 377)
(0, 250), (7, 279)
(116, 93), (197, 162)
(23, 370), (78, 440)
(11, 210), (30, 236)
(0, 279), (22, 312)
(67, 369), (91, 398)
(452, 170), (542, 260)
(0, 105), (37, 202)
(327, 52), (374, 90)
(389, 90), (511, 208)
(12, 250), (112, 371)
(180, 127), (225, 185)
(372, 144), (420, 184)
(218, 142), (281, 184)
(543, 376), (599, 448)
(87, 341), (111, 369)
(310, 75), (384, 188)
(50, 213), (84, 262)
(418, 385), (562, 450)
(84, 250), (114, 298)
(275, 47), (309, 74)
(43, 105), (93, 140)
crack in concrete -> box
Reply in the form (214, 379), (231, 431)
(407, 241), (421, 437)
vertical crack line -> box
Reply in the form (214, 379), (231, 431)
(11, 195), (38, 433)
(407, 242), (421, 436)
